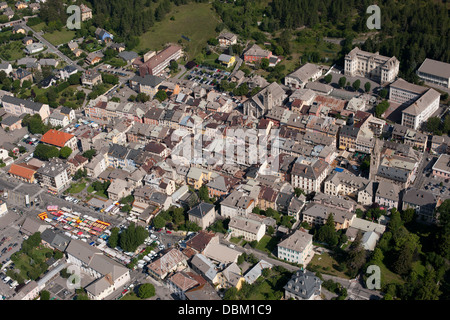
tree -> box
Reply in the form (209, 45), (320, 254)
(346, 234), (367, 277)
(338, 76), (347, 88)
(316, 214), (339, 247)
(294, 188), (305, 197)
(260, 58), (270, 70)
(40, 290), (50, 300)
(169, 60), (179, 73)
(154, 90), (167, 102)
(426, 117), (441, 134)
(153, 215), (166, 229)
(119, 222), (148, 252)
(68, 73), (81, 85)
(401, 208), (415, 224)
(108, 227), (120, 248)
(207, 38), (219, 46)
(198, 185), (212, 203)
(364, 82), (371, 93)
(82, 149), (97, 160)
(138, 283), (155, 299)
(352, 79), (361, 92)
(375, 100), (390, 118)
(34, 144), (60, 161)
(379, 88), (388, 99)
(323, 74), (332, 84)
(392, 243), (414, 275)
(59, 146), (72, 159)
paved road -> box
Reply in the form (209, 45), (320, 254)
(321, 274), (383, 300)
(21, 23), (84, 72)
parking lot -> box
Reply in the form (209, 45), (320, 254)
(184, 65), (231, 87)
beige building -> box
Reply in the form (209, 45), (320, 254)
(302, 203), (355, 230)
(188, 202), (216, 230)
(344, 47), (399, 84)
(401, 88), (440, 130)
(80, 4), (92, 21)
(220, 190), (255, 219)
(65, 240), (131, 300)
(1, 95), (50, 120)
(324, 170), (369, 198)
(291, 158), (329, 193)
(228, 215), (265, 242)
(277, 229), (313, 266)
(284, 63), (323, 89)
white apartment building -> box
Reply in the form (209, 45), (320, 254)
(284, 63), (323, 89)
(401, 88), (440, 130)
(35, 162), (70, 193)
(291, 158), (329, 193)
(228, 215), (265, 242)
(324, 170), (369, 197)
(220, 190), (255, 219)
(389, 78), (427, 105)
(277, 229), (313, 266)
(1, 95), (50, 120)
(47, 112), (70, 128)
(65, 240), (131, 300)
(417, 58), (450, 89)
(344, 47), (399, 84)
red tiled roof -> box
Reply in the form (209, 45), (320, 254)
(8, 163), (37, 180)
(40, 129), (75, 148)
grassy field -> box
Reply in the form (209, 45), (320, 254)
(255, 235), (279, 254)
(13, 247), (54, 280)
(0, 40), (26, 61)
(30, 22), (46, 33)
(120, 292), (141, 300)
(309, 252), (350, 279)
(43, 28), (76, 46)
(66, 182), (86, 194)
(137, 2), (220, 61)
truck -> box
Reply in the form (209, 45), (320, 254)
(47, 205), (59, 211)
(25, 194), (30, 208)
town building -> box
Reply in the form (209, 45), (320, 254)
(402, 188), (438, 223)
(218, 31), (237, 47)
(228, 215), (266, 242)
(139, 45), (183, 77)
(344, 47), (400, 84)
(35, 161), (70, 193)
(40, 129), (78, 150)
(301, 203), (355, 230)
(277, 229), (313, 266)
(284, 63), (323, 89)
(82, 70), (103, 88)
(1, 95), (50, 120)
(220, 190), (255, 219)
(417, 58), (450, 88)
(284, 269), (322, 300)
(80, 3), (92, 21)
(291, 158), (329, 193)
(243, 44), (272, 64)
(432, 154), (450, 179)
(65, 239), (131, 300)
(188, 202), (216, 230)
(401, 88), (440, 130)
